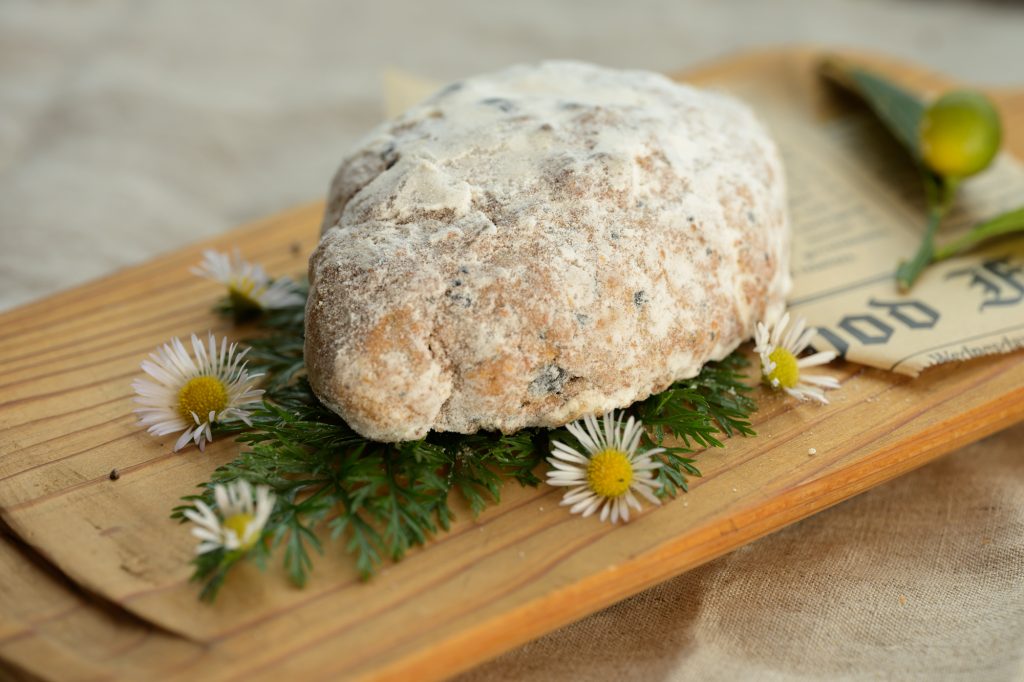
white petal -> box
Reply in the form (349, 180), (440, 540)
(754, 321), (770, 352)
(254, 486), (275, 526)
(546, 467), (586, 478)
(550, 442), (589, 464)
(238, 480), (255, 515)
(585, 413), (606, 449)
(174, 428), (194, 452)
(547, 476), (586, 487)
(786, 386), (828, 404)
(571, 496), (597, 515)
(547, 477), (586, 487)
(602, 413), (616, 449)
(771, 312), (790, 347)
(800, 374), (841, 388)
(566, 420), (599, 454)
(632, 460), (664, 472)
(214, 484), (230, 512)
(190, 527), (221, 543)
(586, 413), (607, 449)
(183, 507), (219, 532)
(622, 418), (643, 455)
(783, 316), (806, 353)
(632, 483), (662, 505)
(547, 458), (584, 473)
(561, 488), (596, 505)
(792, 326), (817, 355)
(797, 351), (838, 368)
(633, 471), (660, 485)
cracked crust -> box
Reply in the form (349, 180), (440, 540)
(306, 61), (790, 442)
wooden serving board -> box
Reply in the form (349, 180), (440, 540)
(1, 49), (1023, 682)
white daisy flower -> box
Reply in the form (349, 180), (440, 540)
(754, 311), (840, 404)
(547, 411), (665, 524)
(184, 480), (275, 555)
(192, 249), (304, 312)
(132, 333), (264, 451)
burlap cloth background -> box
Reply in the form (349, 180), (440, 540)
(2, 1), (1022, 679)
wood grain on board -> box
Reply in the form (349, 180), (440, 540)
(0, 48), (1022, 682)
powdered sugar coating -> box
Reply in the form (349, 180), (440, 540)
(306, 61), (789, 442)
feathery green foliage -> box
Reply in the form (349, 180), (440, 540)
(176, 283), (758, 601)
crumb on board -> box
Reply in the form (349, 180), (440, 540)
(108, 468), (120, 481)
(808, 447), (817, 455)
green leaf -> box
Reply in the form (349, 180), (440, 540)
(934, 206), (1024, 261)
(894, 172), (960, 291)
(632, 354), (757, 497)
(820, 57), (926, 158)
(281, 511), (321, 588)
(819, 56), (976, 291)
(181, 282), (759, 600)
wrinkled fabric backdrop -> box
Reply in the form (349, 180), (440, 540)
(2, 1), (1022, 679)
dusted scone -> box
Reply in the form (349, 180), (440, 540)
(306, 61), (789, 442)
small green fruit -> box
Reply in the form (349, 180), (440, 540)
(919, 90), (1002, 179)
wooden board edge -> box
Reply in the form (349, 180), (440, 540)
(365, 374), (1024, 681)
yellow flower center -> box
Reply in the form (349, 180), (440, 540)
(767, 347), (800, 389)
(228, 277), (265, 312)
(223, 512), (256, 549)
(586, 448), (634, 498)
(177, 376), (229, 421)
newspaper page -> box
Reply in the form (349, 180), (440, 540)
(737, 84), (1024, 375)
(382, 67), (1024, 376)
